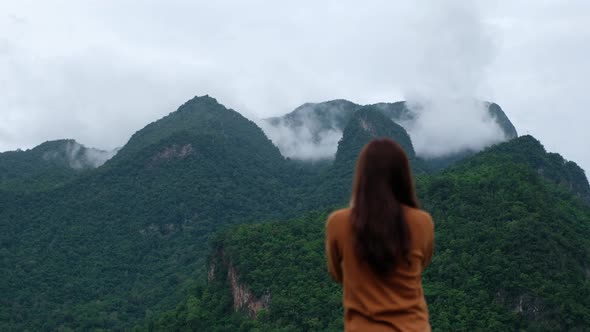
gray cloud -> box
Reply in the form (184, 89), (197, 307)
(256, 106), (345, 161)
(41, 141), (117, 169)
(0, 1), (588, 172)
(259, 120), (342, 161)
(399, 1), (507, 158)
(64, 141), (117, 169)
(43, 141), (118, 170)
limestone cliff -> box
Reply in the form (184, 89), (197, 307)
(208, 251), (270, 318)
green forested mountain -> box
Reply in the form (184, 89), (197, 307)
(265, 99), (517, 155)
(264, 99), (518, 170)
(299, 106), (422, 211)
(266, 99), (359, 143)
(1, 95), (588, 331)
(0, 139), (113, 192)
(149, 136), (590, 332)
(267, 100), (518, 140)
(455, 135), (590, 203)
(0, 96), (308, 331)
(334, 106), (416, 164)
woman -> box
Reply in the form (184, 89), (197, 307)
(325, 138), (434, 332)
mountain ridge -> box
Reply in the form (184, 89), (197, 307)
(263, 99), (518, 167)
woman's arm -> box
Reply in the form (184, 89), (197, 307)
(325, 213), (343, 283)
(423, 215), (435, 269)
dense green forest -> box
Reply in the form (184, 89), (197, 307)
(1, 95), (588, 331)
(146, 135), (590, 332)
(0, 96), (305, 331)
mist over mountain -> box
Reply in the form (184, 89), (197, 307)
(1, 95), (588, 331)
(0, 139), (117, 191)
(261, 99), (517, 164)
(259, 100), (357, 161)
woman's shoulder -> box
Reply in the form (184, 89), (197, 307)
(328, 207), (351, 219)
(403, 206), (434, 230)
(326, 208), (352, 231)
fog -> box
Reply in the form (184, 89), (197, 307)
(42, 141), (117, 169)
(258, 119), (343, 161)
(397, 1), (506, 158)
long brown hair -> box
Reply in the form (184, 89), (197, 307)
(351, 138), (419, 277)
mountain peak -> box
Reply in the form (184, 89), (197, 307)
(269, 99), (359, 128)
(112, 95), (283, 165)
(486, 102), (518, 139)
(292, 99), (357, 111)
(334, 106), (415, 166)
(34, 140), (114, 169)
(178, 95), (223, 112)
(33, 139), (80, 152)
(0, 139), (115, 191)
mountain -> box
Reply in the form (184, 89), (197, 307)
(110, 95), (281, 164)
(455, 135), (590, 203)
(311, 106), (420, 208)
(2, 95), (588, 331)
(334, 105), (415, 164)
(372, 101), (517, 140)
(263, 99), (518, 166)
(275, 105), (423, 216)
(0, 96), (306, 331)
(149, 136), (590, 332)
(486, 102), (518, 139)
(0, 139), (114, 192)
(266, 99), (359, 143)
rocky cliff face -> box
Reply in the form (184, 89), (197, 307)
(208, 251), (270, 318)
(227, 264), (271, 318)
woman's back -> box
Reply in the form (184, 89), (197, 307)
(326, 205), (434, 332)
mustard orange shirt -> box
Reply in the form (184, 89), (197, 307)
(325, 206), (434, 332)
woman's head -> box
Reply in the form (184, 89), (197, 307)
(352, 138), (418, 208)
(351, 138), (418, 277)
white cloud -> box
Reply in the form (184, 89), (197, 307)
(259, 120), (342, 161)
(399, 0), (507, 158)
(257, 113), (344, 161)
(41, 140), (117, 169)
(0, 1), (588, 172)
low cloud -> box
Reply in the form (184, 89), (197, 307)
(79, 145), (118, 169)
(257, 1), (511, 161)
(402, 99), (506, 158)
(260, 122), (342, 161)
(43, 141), (117, 169)
(257, 110), (343, 161)
(400, 0), (507, 159)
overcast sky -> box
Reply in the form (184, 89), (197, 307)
(1, 1), (589, 172)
